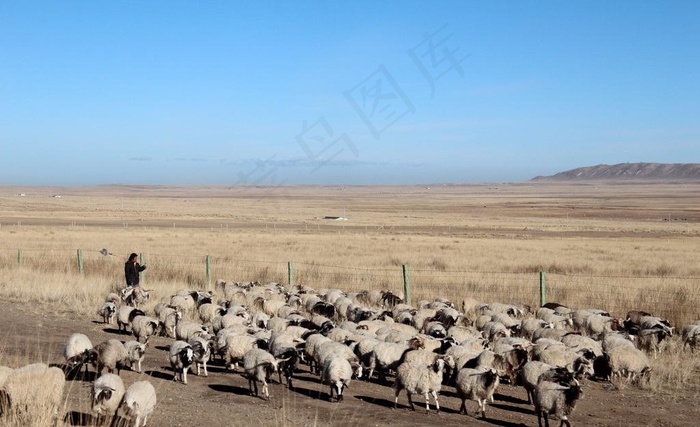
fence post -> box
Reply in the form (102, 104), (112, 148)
(18, 249), (22, 266)
(140, 252), (146, 285)
(288, 262), (294, 287)
(539, 271), (546, 307)
(77, 249), (84, 275)
(205, 255), (212, 289)
(402, 264), (411, 306)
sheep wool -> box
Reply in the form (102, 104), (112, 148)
(534, 380), (583, 427)
(122, 381), (157, 427)
(64, 333), (94, 376)
(393, 358), (447, 413)
(243, 348), (279, 400)
(455, 367), (500, 418)
(92, 373), (125, 416)
(169, 341), (194, 384)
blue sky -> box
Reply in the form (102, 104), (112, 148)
(1, 1), (698, 185)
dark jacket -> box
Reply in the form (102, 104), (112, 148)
(125, 261), (146, 286)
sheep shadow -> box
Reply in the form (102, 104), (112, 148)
(352, 395), (396, 410)
(291, 374), (323, 385)
(470, 415), (529, 427)
(285, 384), (324, 400)
(102, 327), (126, 335)
(55, 363), (97, 382)
(209, 383), (253, 397)
(63, 411), (96, 426)
(355, 394), (460, 414)
(490, 402), (534, 416)
(144, 370), (172, 381)
(493, 392), (529, 405)
(64, 411), (131, 427)
(153, 345), (170, 352)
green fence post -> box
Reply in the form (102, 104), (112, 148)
(539, 271), (546, 307)
(77, 249), (84, 275)
(288, 261), (294, 287)
(206, 255), (212, 290)
(18, 249), (22, 266)
(402, 264), (411, 306)
(140, 252), (146, 285)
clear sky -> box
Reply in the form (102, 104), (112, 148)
(1, 1), (698, 185)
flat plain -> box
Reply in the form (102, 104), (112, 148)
(0, 181), (698, 426)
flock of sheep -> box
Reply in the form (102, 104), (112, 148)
(1, 278), (699, 427)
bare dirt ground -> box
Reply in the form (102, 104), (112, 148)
(2, 299), (698, 427)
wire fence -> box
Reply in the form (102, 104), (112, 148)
(1, 247), (698, 326)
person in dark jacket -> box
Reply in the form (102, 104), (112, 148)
(125, 253), (147, 287)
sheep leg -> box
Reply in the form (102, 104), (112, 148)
(329, 384), (335, 401)
(393, 388), (401, 409)
(559, 415), (571, 427)
(424, 392), (430, 413)
(182, 367), (188, 385)
(336, 383), (344, 402)
(406, 391), (415, 411)
(431, 390), (440, 413)
(459, 398), (467, 415)
(262, 380), (269, 400)
(478, 398), (486, 419)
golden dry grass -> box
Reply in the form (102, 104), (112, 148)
(0, 182), (699, 398)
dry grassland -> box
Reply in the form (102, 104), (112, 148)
(0, 181), (698, 401)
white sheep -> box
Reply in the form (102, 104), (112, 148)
(63, 332), (94, 377)
(243, 348), (281, 400)
(681, 324), (700, 351)
(601, 332), (636, 352)
(534, 379), (583, 427)
(169, 340), (194, 384)
(175, 321), (209, 341)
(313, 341), (361, 379)
(117, 306), (145, 334)
(122, 286), (151, 308)
(105, 292), (121, 306)
(91, 373), (125, 417)
(522, 360), (555, 404)
(158, 308), (182, 339)
(368, 337), (425, 382)
(583, 314), (618, 339)
(122, 380), (157, 427)
(91, 339), (128, 374)
(98, 302), (117, 324)
(124, 341), (147, 373)
(322, 355), (360, 402)
(188, 336), (213, 377)
(560, 334), (603, 357)
(198, 303), (226, 324)
(131, 315), (160, 344)
(221, 334), (260, 371)
(604, 346), (651, 382)
(170, 294), (196, 318)
(455, 367), (500, 418)
(393, 357), (448, 413)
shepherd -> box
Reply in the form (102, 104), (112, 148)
(125, 253), (147, 287)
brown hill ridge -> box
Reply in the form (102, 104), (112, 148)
(532, 162), (700, 181)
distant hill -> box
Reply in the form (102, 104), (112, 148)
(532, 163), (700, 181)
